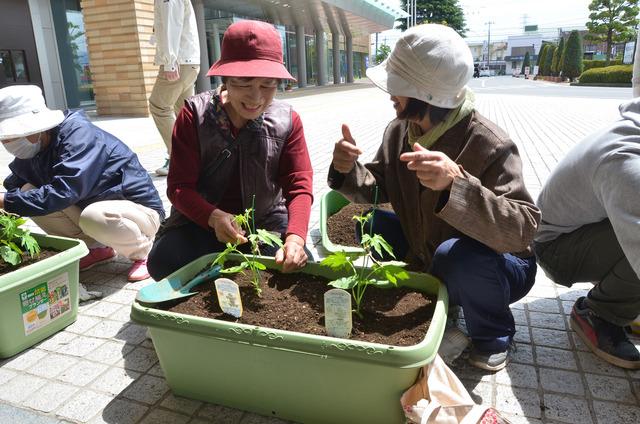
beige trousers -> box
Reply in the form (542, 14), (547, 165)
(28, 197), (160, 261)
(148, 64), (200, 153)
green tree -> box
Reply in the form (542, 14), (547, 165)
(559, 36), (568, 76)
(397, 0), (466, 36)
(551, 37), (564, 76)
(521, 51), (531, 75)
(563, 30), (584, 81)
(536, 42), (550, 68)
(375, 44), (391, 64)
(537, 44), (549, 75)
(586, 0), (639, 65)
(543, 45), (556, 76)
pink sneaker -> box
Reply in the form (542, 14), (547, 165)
(127, 259), (150, 282)
(79, 247), (117, 271)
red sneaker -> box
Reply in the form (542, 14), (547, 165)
(79, 247), (117, 271)
(127, 259), (150, 282)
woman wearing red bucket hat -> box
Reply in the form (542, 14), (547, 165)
(147, 20), (313, 279)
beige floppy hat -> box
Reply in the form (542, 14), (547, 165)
(0, 85), (64, 141)
(366, 24), (473, 109)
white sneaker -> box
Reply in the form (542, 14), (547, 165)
(155, 158), (169, 176)
(438, 327), (470, 364)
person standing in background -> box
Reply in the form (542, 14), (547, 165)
(149, 0), (200, 176)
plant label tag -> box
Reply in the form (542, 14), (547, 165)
(324, 288), (352, 338)
(215, 278), (243, 318)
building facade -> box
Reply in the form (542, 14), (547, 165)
(468, 41), (508, 76)
(505, 32), (543, 76)
(4, 0), (405, 116)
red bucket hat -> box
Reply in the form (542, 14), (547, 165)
(207, 20), (295, 81)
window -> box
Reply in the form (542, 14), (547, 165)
(0, 50), (30, 83)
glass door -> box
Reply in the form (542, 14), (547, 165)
(51, 0), (94, 108)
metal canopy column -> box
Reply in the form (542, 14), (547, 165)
(210, 23), (222, 87)
(338, 9), (354, 83)
(309, 3), (327, 86)
(193, 0), (211, 92)
(322, 3), (341, 84)
(295, 25), (307, 87)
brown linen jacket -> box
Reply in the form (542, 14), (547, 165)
(328, 111), (540, 270)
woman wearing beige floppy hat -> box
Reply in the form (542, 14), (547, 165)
(329, 24), (540, 371)
(0, 85), (164, 282)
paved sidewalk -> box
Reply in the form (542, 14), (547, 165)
(0, 78), (639, 423)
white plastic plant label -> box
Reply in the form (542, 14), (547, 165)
(324, 288), (352, 338)
(215, 278), (243, 318)
(20, 272), (71, 335)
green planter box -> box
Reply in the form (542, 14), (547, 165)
(131, 253), (448, 424)
(0, 233), (88, 358)
(319, 189), (364, 254)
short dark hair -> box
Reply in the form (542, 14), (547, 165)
(397, 98), (453, 126)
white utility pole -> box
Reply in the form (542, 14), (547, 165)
(485, 21), (494, 70)
(406, 0), (417, 28)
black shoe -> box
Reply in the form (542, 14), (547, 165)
(570, 297), (640, 369)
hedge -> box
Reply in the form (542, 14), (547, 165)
(578, 65), (633, 84)
(582, 59), (623, 71)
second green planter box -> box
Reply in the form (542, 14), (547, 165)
(131, 253), (448, 424)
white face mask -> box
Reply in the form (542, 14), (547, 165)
(2, 133), (42, 159)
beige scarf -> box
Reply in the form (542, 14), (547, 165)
(408, 90), (475, 149)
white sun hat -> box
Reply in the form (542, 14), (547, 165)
(366, 24), (473, 109)
(0, 85), (64, 140)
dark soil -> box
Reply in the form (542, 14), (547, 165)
(326, 203), (393, 247)
(167, 266), (435, 346)
(0, 249), (61, 276)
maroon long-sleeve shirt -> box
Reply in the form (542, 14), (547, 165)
(167, 105), (313, 241)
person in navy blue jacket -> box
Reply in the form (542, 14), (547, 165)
(0, 85), (164, 281)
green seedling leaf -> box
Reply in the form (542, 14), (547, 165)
(369, 279), (392, 287)
(221, 263), (248, 274)
(373, 262), (409, 284)
(0, 211), (42, 265)
(328, 276), (358, 290)
(211, 243), (236, 266)
(7, 241), (22, 255)
(256, 229), (284, 248)
(369, 234), (395, 259)
(0, 245), (20, 265)
(248, 233), (259, 245)
(320, 252), (351, 270)
(251, 261), (267, 271)
(234, 213), (249, 229)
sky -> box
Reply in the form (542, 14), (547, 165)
(459, 0), (593, 42)
(378, 0), (594, 46)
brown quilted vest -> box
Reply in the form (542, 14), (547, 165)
(161, 91), (292, 234)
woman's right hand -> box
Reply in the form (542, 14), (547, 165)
(208, 209), (248, 244)
(332, 124), (363, 174)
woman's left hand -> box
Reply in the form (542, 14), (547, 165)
(275, 234), (308, 273)
(399, 143), (463, 191)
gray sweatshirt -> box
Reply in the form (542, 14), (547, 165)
(536, 98), (640, 279)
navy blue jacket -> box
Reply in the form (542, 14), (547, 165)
(3, 110), (165, 220)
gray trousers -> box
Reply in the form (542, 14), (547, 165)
(534, 219), (640, 326)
